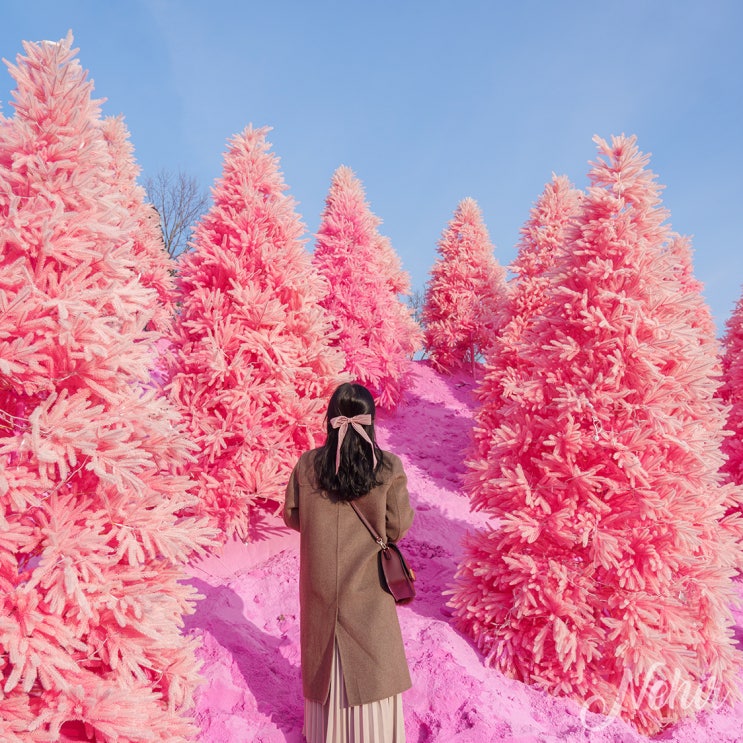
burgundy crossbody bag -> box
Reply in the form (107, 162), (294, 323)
(349, 501), (416, 605)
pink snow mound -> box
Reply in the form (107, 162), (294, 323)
(185, 362), (743, 741)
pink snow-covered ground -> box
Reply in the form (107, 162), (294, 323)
(184, 362), (743, 742)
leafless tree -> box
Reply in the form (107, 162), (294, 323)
(407, 289), (429, 360)
(407, 288), (426, 327)
(143, 169), (210, 258)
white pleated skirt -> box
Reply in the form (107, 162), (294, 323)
(303, 639), (406, 743)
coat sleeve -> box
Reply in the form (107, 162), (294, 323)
(385, 456), (414, 543)
(283, 461), (301, 532)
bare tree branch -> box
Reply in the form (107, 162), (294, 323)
(143, 169), (210, 258)
(407, 289), (426, 327)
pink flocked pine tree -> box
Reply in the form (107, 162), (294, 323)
(468, 175), (582, 491)
(101, 115), (177, 336)
(0, 35), (213, 741)
(720, 287), (743, 491)
(450, 135), (743, 735)
(312, 165), (422, 409)
(422, 197), (508, 373)
(167, 126), (346, 543)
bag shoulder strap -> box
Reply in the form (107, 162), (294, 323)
(348, 500), (387, 550)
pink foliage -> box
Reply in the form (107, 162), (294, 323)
(451, 135), (743, 735)
(0, 34), (214, 741)
(423, 197), (508, 373)
(721, 287), (743, 491)
(468, 175), (582, 490)
(312, 166), (422, 408)
(166, 126), (346, 543)
(503, 175), (583, 338)
(101, 116), (177, 336)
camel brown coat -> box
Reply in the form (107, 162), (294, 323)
(283, 448), (414, 706)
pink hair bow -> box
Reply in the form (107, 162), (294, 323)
(330, 414), (377, 473)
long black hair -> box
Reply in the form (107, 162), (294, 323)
(314, 382), (386, 501)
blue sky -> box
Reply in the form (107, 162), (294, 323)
(3, 1), (742, 333)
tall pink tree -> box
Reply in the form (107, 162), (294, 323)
(101, 115), (177, 336)
(720, 288), (743, 489)
(422, 197), (507, 373)
(467, 175), (582, 501)
(167, 126), (346, 543)
(450, 135), (743, 735)
(0, 35), (213, 741)
(312, 165), (422, 408)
